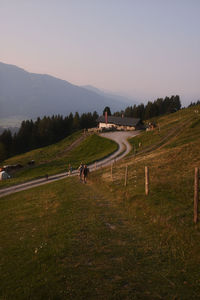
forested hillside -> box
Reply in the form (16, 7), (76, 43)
(0, 96), (182, 162)
(114, 95), (181, 119)
(0, 112), (98, 161)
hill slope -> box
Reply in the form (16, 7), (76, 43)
(0, 62), (129, 119)
(0, 132), (118, 188)
(1, 105), (200, 299)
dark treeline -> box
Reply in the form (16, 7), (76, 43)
(188, 100), (200, 107)
(113, 95), (181, 120)
(0, 95), (186, 163)
(0, 111), (98, 162)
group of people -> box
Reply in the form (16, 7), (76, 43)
(67, 163), (89, 183)
(78, 163), (89, 183)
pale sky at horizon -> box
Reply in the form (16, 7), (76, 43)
(1, 0), (200, 106)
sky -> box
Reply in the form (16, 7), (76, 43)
(1, 0), (200, 106)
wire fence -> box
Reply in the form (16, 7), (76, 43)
(92, 163), (200, 225)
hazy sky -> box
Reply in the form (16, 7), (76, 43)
(1, 0), (200, 105)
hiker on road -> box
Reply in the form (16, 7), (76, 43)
(83, 165), (89, 183)
(68, 164), (72, 175)
(78, 163), (84, 181)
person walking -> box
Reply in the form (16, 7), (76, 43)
(83, 165), (89, 183)
(78, 163), (84, 181)
(68, 164), (72, 175)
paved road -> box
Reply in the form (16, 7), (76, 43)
(0, 131), (140, 198)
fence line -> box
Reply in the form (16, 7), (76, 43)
(194, 167), (199, 224)
(145, 166), (149, 196)
(94, 163), (200, 225)
(124, 165), (128, 187)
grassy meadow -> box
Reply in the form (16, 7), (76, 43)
(1, 105), (200, 299)
(0, 132), (118, 188)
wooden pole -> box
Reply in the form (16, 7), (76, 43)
(95, 162), (97, 171)
(194, 167), (199, 224)
(111, 164), (113, 181)
(145, 166), (149, 195)
(133, 170), (137, 188)
(124, 165), (128, 187)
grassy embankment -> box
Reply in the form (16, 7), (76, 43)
(91, 105), (200, 297)
(0, 132), (118, 188)
(1, 105), (200, 299)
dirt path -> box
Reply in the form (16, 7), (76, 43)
(57, 133), (90, 157)
(0, 131), (140, 198)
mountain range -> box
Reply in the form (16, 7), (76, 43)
(0, 62), (136, 122)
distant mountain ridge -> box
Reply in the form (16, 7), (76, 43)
(0, 62), (135, 120)
(83, 85), (138, 105)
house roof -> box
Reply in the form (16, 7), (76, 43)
(97, 116), (141, 127)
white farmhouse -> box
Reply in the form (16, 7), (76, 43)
(97, 115), (143, 131)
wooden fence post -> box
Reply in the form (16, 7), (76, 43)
(145, 166), (149, 195)
(194, 167), (199, 224)
(133, 170), (137, 188)
(124, 165), (128, 186)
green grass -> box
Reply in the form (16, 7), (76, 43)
(0, 133), (117, 188)
(1, 106), (200, 299)
(1, 173), (200, 299)
(4, 131), (83, 165)
(65, 133), (118, 166)
(89, 106), (200, 297)
(128, 105), (200, 155)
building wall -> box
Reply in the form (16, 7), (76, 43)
(99, 123), (135, 130)
(99, 122), (116, 129)
(116, 125), (135, 131)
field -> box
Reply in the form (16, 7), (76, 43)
(0, 132), (118, 188)
(1, 105), (200, 299)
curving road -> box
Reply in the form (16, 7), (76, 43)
(90, 131), (140, 169)
(0, 131), (140, 198)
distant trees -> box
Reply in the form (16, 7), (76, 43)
(0, 129), (12, 155)
(0, 111), (99, 162)
(0, 95), (183, 163)
(114, 95), (181, 120)
(188, 100), (200, 107)
(0, 142), (6, 162)
(103, 106), (111, 116)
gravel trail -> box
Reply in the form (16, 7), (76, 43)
(0, 131), (140, 198)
